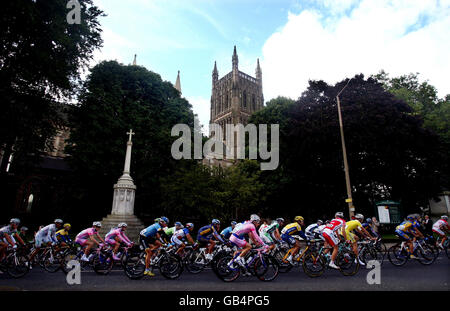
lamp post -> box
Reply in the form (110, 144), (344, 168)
(336, 78), (355, 218)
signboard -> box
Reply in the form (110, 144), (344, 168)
(377, 205), (391, 224)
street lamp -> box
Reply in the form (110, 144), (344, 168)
(336, 78), (355, 218)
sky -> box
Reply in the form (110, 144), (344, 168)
(92, 0), (450, 133)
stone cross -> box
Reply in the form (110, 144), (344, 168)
(127, 129), (135, 142)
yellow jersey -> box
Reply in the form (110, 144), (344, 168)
(281, 223), (302, 235)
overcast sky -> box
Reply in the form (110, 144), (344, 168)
(92, 0), (450, 133)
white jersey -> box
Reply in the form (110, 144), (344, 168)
(433, 219), (448, 231)
(36, 224), (57, 242)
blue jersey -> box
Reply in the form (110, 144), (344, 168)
(221, 226), (233, 239)
(141, 223), (162, 238)
(198, 224), (224, 242)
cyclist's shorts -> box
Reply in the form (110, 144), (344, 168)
(74, 237), (89, 247)
(395, 230), (410, 241)
(106, 238), (117, 246)
(197, 234), (213, 247)
(35, 234), (51, 248)
(139, 235), (156, 249)
(322, 229), (339, 247)
(281, 233), (296, 246)
(432, 228), (445, 236)
(230, 234), (247, 248)
(346, 230), (357, 243)
(170, 235), (184, 246)
(260, 233), (274, 245)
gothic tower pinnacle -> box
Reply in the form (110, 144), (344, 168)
(175, 70), (181, 94)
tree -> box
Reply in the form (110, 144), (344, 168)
(0, 0), (104, 173)
(65, 61), (195, 222)
(250, 74), (446, 220)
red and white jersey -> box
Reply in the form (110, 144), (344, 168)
(325, 218), (346, 233)
(433, 219), (449, 231)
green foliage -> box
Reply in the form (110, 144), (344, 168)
(160, 160), (265, 224)
(250, 74), (446, 220)
(0, 0), (104, 172)
(66, 61), (195, 221)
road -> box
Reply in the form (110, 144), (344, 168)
(0, 254), (448, 291)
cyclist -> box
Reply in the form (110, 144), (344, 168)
(0, 218), (25, 262)
(362, 218), (380, 239)
(171, 223), (195, 255)
(322, 212), (348, 269)
(220, 221), (237, 240)
(229, 214), (267, 271)
(305, 220), (324, 240)
(259, 218), (284, 250)
(197, 219), (225, 262)
(163, 222), (184, 243)
(56, 223), (72, 247)
(29, 219), (64, 261)
(395, 215), (423, 259)
(345, 213), (376, 266)
(280, 216), (307, 264)
(75, 221), (105, 262)
(432, 215), (449, 249)
(140, 216), (169, 277)
(105, 223), (133, 260)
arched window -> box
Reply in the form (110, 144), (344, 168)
(26, 194), (34, 213)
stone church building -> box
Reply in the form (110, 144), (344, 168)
(205, 46), (264, 167)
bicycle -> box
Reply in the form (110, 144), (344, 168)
(357, 238), (384, 265)
(213, 246), (279, 282)
(388, 237), (437, 266)
(123, 244), (183, 280)
(0, 245), (30, 278)
(302, 241), (360, 277)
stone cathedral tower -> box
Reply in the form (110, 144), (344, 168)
(208, 46), (264, 162)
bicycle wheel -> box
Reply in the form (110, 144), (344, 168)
(445, 242), (450, 259)
(417, 245), (436, 265)
(360, 247), (384, 266)
(214, 255), (240, 282)
(42, 250), (63, 273)
(388, 244), (408, 266)
(302, 251), (325, 278)
(184, 249), (206, 274)
(123, 252), (146, 280)
(93, 252), (114, 275)
(6, 254), (30, 278)
(273, 248), (293, 273)
(159, 254), (183, 279)
(61, 249), (78, 274)
(337, 249), (359, 276)
(254, 255), (279, 282)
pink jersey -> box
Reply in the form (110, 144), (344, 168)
(232, 221), (264, 245)
(325, 218), (346, 233)
(76, 227), (97, 240)
(105, 228), (132, 246)
(433, 219), (449, 231)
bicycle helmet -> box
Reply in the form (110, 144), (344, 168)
(10, 218), (20, 225)
(317, 219), (323, 225)
(250, 214), (260, 222)
(276, 217), (285, 223)
(294, 216), (304, 222)
(21, 226), (28, 231)
(406, 215), (414, 220)
(118, 223), (127, 228)
(160, 216), (169, 224)
(335, 212), (344, 218)
(93, 221), (102, 227)
(64, 223), (71, 229)
(366, 218), (372, 224)
(355, 213), (364, 221)
(154, 218), (161, 223)
(211, 219), (220, 225)
(231, 221), (237, 226)
(186, 223), (194, 229)
(175, 221), (183, 227)
(441, 215), (448, 221)
(54, 219), (63, 224)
